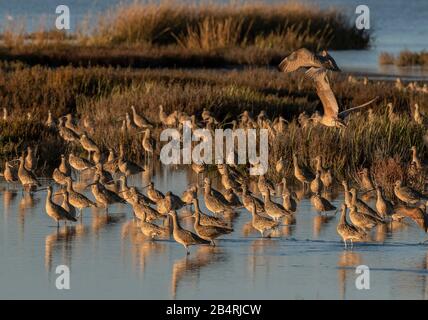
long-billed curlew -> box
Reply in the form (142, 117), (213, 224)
(394, 180), (428, 205)
(168, 210), (210, 254)
(241, 184), (264, 213)
(191, 198), (230, 229)
(80, 134), (100, 160)
(59, 154), (71, 176)
(375, 186), (394, 220)
(223, 188), (242, 208)
(282, 190), (297, 213)
(2, 161), (18, 184)
(258, 175), (275, 195)
(350, 187), (382, 222)
(16, 153), (41, 191)
(64, 113), (81, 135)
(52, 168), (69, 186)
(310, 192), (336, 213)
(248, 200), (279, 238)
(391, 204), (428, 232)
(359, 168), (375, 192)
(88, 174), (126, 213)
(310, 171), (324, 194)
(279, 49), (377, 128)
(69, 152), (93, 173)
(131, 105), (153, 129)
(204, 178), (234, 216)
(24, 146), (36, 172)
(61, 190), (77, 220)
(146, 181), (165, 203)
(128, 188), (163, 222)
(262, 190), (290, 221)
(293, 153), (315, 189)
(410, 146), (422, 170)
(275, 157), (286, 174)
(181, 185), (197, 207)
(64, 177), (97, 216)
(314, 155), (333, 189)
(45, 186), (77, 227)
(342, 180), (352, 208)
(278, 48), (340, 73)
(336, 204), (366, 248)
(193, 206), (233, 246)
(142, 128), (155, 165)
(58, 117), (80, 143)
(118, 155), (144, 176)
(349, 205), (380, 231)
(137, 209), (169, 240)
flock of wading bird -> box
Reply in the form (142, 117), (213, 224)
(1, 48), (428, 254)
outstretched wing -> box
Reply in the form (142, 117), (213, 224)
(338, 97), (379, 119)
(305, 67), (339, 118)
(278, 48), (320, 73)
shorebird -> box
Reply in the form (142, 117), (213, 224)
(413, 103), (425, 125)
(278, 49), (377, 128)
(223, 188), (242, 207)
(45, 110), (55, 128)
(131, 105), (153, 129)
(79, 134), (100, 160)
(201, 108), (211, 121)
(359, 168), (375, 191)
(167, 191), (185, 210)
(241, 184), (264, 213)
(342, 180), (352, 208)
(191, 198), (230, 229)
(118, 175), (133, 203)
(248, 200), (279, 238)
(275, 157), (286, 174)
(24, 146), (36, 172)
(138, 209), (169, 240)
(391, 204), (428, 232)
(125, 112), (137, 132)
(204, 178), (234, 216)
(181, 185), (197, 207)
(118, 155), (144, 176)
(313, 155), (333, 189)
(64, 177), (97, 216)
(146, 182), (165, 203)
(278, 48), (340, 73)
(159, 105), (177, 127)
(193, 206), (233, 246)
(282, 190), (297, 213)
(192, 162), (206, 183)
(45, 186), (77, 227)
(310, 171), (324, 194)
(410, 146), (422, 170)
(349, 205), (379, 231)
(59, 154), (71, 176)
(394, 180), (428, 205)
(60, 190), (76, 220)
(221, 168), (242, 191)
(16, 153), (41, 191)
(2, 160), (18, 184)
(262, 190), (291, 221)
(168, 210), (210, 254)
(103, 148), (119, 175)
(310, 192), (336, 213)
(375, 186), (394, 220)
(350, 188), (382, 220)
(258, 175), (275, 195)
(336, 204), (366, 248)
(128, 186), (155, 206)
(142, 128), (155, 164)
(69, 152), (93, 173)
(52, 168), (69, 186)
(64, 113), (81, 135)
(88, 174), (126, 213)
(128, 188), (163, 222)
(293, 154), (315, 189)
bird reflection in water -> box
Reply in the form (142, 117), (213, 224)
(337, 251), (362, 300)
(248, 238), (278, 287)
(171, 246), (226, 299)
(2, 190), (17, 220)
(313, 214), (336, 239)
(44, 224), (86, 276)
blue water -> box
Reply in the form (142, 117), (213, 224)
(0, 0), (427, 76)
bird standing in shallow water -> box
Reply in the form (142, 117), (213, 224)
(168, 210), (210, 254)
(45, 186), (77, 227)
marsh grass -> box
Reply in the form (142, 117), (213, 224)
(0, 65), (426, 187)
(379, 50), (428, 67)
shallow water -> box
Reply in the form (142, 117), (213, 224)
(1, 165), (428, 299)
